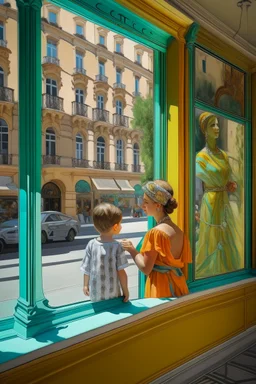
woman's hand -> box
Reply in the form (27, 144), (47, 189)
(121, 239), (136, 254)
(226, 181), (237, 193)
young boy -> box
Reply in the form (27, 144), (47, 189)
(80, 203), (129, 302)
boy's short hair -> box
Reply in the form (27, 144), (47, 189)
(93, 203), (122, 233)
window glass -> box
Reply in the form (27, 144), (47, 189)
(76, 24), (83, 35)
(116, 139), (123, 164)
(135, 77), (140, 93)
(194, 108), (245, 279)
(195, 48), (245, 117)
(136, 53), (141, 63)
(116, 69), (122, 83)
(41, 3), (153, 307)
(97, 94), (104, 109)
(76, 52), (83, 69)
(116, 100), (122, 115)
(99, 35), (105, 45)
(47, 40), (57, 58)
(76, 134), (83, 160)
(75, 88), (84, 103)
(0, 24), (18, 319)
(99, 61), (105, 75)
(0, 22), (4, 41)
(46, 78), (57, 96)
(116, 42), (121, 53)
(97, 136), (105, 162)
(49, 11), (57, 24)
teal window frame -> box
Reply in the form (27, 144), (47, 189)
(186, 38), (253, 293)
(1, 0), (169, 340)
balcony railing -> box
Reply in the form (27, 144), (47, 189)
(113, 82), (126, 90)
(43, 56), (60, 66)
(43, 155), (61, 165)
(74, 33), (86, 40)
(0, 153), (12, 165)
(135, 60), (142, 66)
(115, 163), (128, 171)
(133, 91), (141, 97)
(74, 67), (86, 75)
(0, 86), (14, 102)
(93, 161), (111, 170)
(132, 164), (141, 173)
(93, 108), (109, 123)
(95, 74), (108, 83)
(72, 158), (90, 168)
(0, 40), (7, 48)
(113, 114), (129, 128)
(43, 94), (64, 111)
(72, 101), (88, 117)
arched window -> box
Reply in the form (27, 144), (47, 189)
(0, 66), (4, 87)
(133, 143), (140, 165)
(76, 134), (83, 160)
(0, 118), (8, 164)
(97, 136), (105, 162)
(46, 128), (56, 156)
(116, 139), (123, 164)
(116, 100), (123, 115)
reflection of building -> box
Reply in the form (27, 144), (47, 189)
(0, 0), (153, 218)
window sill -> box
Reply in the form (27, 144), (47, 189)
(0, 275), (256, 372)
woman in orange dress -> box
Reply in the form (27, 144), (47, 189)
(121, 180), (192, 298)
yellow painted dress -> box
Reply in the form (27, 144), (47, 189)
(196, 149), (243, 278)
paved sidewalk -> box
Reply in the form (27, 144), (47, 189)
(192, 343), (256, 384)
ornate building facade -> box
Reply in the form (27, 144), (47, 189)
(0, 0), (153, 219)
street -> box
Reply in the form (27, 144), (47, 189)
(0, 218), (148, 318)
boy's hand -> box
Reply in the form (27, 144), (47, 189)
(123, 290), (129, 303)
(83, 286), (89, 296)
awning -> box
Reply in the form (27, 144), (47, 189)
(0, 176), (18, 191)
(91, 178), (120, 191)
(115, 180), (134, 192)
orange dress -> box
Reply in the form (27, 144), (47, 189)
(141, 228), (192, 298)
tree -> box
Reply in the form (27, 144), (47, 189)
(131, 95), (153, 182)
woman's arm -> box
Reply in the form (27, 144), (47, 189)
(121, 241), (158, 275)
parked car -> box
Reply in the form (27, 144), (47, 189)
(0, 211), (81, 254)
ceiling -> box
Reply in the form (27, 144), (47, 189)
(195, 0), (256, 47)
(168, 0), (256, 54)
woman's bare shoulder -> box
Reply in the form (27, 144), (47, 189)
(156, 223), (176, 237)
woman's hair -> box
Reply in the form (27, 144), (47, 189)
(93, 203), (122, 233)
(154, 179), (178, 214)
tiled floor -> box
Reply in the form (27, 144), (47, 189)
(192, 343), (256, 384)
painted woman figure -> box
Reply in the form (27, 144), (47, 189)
(195, 112), (243, 278)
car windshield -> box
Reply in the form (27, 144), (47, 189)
(41, 213), (48, 222)
(0, 219), (18, 228)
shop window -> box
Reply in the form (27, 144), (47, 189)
(46, 128), (56, 156)
(193, 47), (247, 283)
(0, 66), (4, 87)
(46, 78), (57, 96)
(116, 139), (123, 164)
(47, 39), (57, 58)
(76, 134), (83, 160)
(97, 136), (105, 162)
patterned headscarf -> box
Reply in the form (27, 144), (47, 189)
(199, 112), (216, 134)
(142, 181), (171, 206)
